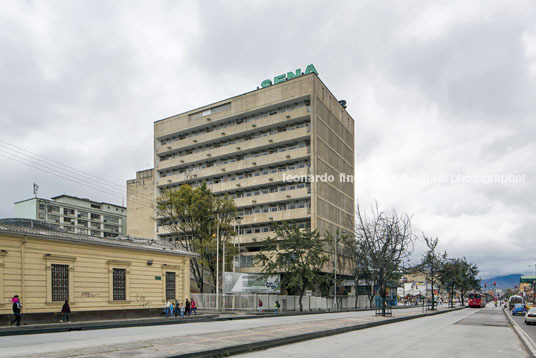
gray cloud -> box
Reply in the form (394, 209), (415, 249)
(0, 0), (534, 278)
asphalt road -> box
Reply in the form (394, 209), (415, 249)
(511, 309), (536, 343)
(239, 305), (527, 358)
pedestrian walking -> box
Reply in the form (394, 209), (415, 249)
(179, 302), (185, 318)
(191, 298), (197, 315)
(258, 299), (263, 312)
(274, 300), (280, 315)
(185, 299), (191, 316)
(60, 300), (71, 323)
(175, 299), (180, 317)
(9, 295), (21, 326)
(165, 299), (173, 318)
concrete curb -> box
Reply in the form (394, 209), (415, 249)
(0, 305), (424, 337)
(503, 308), (536, 358)
(168, 307), (467, 358)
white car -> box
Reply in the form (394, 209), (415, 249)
(525, 308), (536, 324)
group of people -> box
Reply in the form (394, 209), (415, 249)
(164, 298), (196, 318)
(258, 299), (281, 314)
(9, 295), (74, 325)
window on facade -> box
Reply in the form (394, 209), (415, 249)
(113, 268), (126, 301)
(240, 255), (255, 267)
(166, 272), (176, 300)
(51, 264), (69, 302)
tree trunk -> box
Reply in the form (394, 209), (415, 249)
(298, 286), (305, 312)
(430, 274), (435, 310)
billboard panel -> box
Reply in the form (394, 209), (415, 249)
(223, 272), (281, 294)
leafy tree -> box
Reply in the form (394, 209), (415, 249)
(354, 204), (416, 315)
(439, 257), (479, 306)
(156, 182), (237, 292)
(255, 223), (330, 312)
(454, 258), (480, 305)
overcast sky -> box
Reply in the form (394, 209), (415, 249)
(1, 0), (534, 279)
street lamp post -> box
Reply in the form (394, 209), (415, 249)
(333, 230), (338, 311)
(333, 230), (346, 311)
(215, 219), (220, 311)
(236, 216), (242, 273)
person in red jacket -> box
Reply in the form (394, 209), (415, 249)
(191, 298), (197, 315)
(60, 300), (71, 323)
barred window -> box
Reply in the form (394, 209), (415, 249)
(51, 264), (69, 301)
(113, 268), (126, 301)
(166, 272), (176, 300)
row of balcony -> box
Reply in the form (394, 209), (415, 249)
(156, 126), (310, 171)
(158, 147), (310, 187)
(157, 102), (310, 155)
(232, 187), (310, 208)
(157, 106), (310, 156)
(159, 167), (309, 197)
(156, 207), (310, 236)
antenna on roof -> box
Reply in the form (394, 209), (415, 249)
(33, 181), (39, 198)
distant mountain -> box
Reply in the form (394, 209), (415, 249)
(482, 274), (522, 289)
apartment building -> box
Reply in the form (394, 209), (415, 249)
(153, 71), (355, 274)
(14, 195), (126, 238)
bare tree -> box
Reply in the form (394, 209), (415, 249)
(354, 204), (416, 315)
(420, 234), (445, 310)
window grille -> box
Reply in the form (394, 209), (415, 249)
(51, 264), (69, 301)
(113, 268), (126, 301)
(166, 272), (176, 300)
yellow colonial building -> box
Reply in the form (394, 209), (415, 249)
(0, 221), (195, 323)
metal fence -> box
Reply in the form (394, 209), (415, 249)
(191, 293), (371, 312)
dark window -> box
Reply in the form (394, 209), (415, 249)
(166, 272), (176, 300)
(51, 264), (69, 302)
(113, 268), (126, 301)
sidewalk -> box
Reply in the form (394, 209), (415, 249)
(0, 309), (360, 337)
(0, 305), (426, 337)
(16, 306), (466, 358)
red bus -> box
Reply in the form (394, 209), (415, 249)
(468, 291), (486, 308)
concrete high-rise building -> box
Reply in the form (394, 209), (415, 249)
(14, 195), (126, 238)
(152, 70), (355, 273)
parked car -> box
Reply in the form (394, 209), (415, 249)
(525, 308), (536, 324)
(526, 302), (535, 310)
(512, 303), (527, 316)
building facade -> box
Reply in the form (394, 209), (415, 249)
(14, 195), (126, 238)
(0, 222), (193, 322)
(153, 72), (355, 273)
(126, 169), (156, 239)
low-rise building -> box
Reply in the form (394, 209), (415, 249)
(14, 195), (126, 238)
(0, 221), (194, 323)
